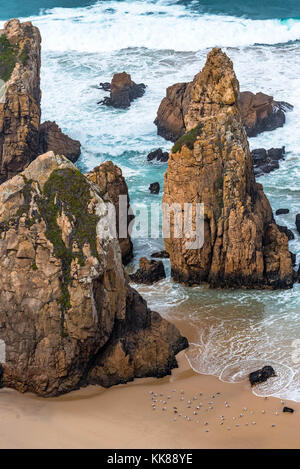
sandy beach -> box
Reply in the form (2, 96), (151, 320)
(0, 344), (299, 449)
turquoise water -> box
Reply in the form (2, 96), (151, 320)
(1, 0), (300, 401)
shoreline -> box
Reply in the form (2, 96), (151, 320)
(0, 349), (299, 449)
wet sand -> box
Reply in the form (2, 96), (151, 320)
(0, 349), (299, 449)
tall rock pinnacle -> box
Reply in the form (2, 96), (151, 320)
(163, 48), (294, 289)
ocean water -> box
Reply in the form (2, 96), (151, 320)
(1, 0), (300, 401)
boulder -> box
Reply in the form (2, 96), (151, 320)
(39, 121), (81, 163)
(249, 366), (276, 386)
(99, 72), (146, 109)
(251, 147), (285, 177)
(86, 161), (134, 265)
(130, 257), (166, 284)
(163, 48), (294, 289)
(283, 407), (294, 413)
(276, 209), (290, 215)
(147, 148), (169, 162)
(0, 152), (187, 396)
(0, 19), (81, 183)
(239, 92), (292, 137)
(154, 77), (292, 142)
(149, 182), (160, 194)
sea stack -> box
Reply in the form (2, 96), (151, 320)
(0, 19), (81, 184)
(0, 152), (187, 396)
(163, 48), (294, 289)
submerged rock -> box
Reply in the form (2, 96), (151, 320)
(39, 121), (81, 163)
(154, 74), (292, 142)
(86, 161), (134, 265)
(163, 48), (294, 289)
(99, 72), (146, 109)
(130, 257), (166, 284)
(147, 148), (169, 163)
(249, 366), (276, 386)
(0, 19), (81, 183)
(0, 152), (187, 396)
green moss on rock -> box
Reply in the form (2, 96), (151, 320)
(39, 168), (100, 312)
(0, 34), (18, 82)
(172, 123), (203, 154)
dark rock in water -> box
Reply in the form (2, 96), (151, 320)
(149, 182), (160, 194)
(276, 208), (290, 215)
(151, 250), (170, 259)
(249, 366), (276, 386)
(283, 407), (294, 413)
(99, 72), (146, 109)
(39, 121), (81, 163)
(130, 257), (166, 284)
(99, 82), (110, 91)
(278, 225), (295, 241)
(296, 214), (300, 235)
(239, 92), (293, 137)
(251, 147), (285, 177)
(290, 252), (296, 267)
(147, 148), (169, 162)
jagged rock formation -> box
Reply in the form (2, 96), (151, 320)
(99, 72), (146, 109)
(154, 70), (292, 142)
(147, 148), (169, 163)
(0, 19), (41, 183)
(39, 121), (81, 163)
(0, 152), (187, 396)
(251, 147), (285, 177)
(239, 92), (293, 137)
(86, 161), (134, 265)
(0, 19), (81, 185)
(130, 257), (166, 284)
(163, 48), (294, 289)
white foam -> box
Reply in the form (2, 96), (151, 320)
(11, 1), (300, 53)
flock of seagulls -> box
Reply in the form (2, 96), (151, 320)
(148, 389), (289, 432)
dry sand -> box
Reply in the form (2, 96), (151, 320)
(0, 347), (299, 449)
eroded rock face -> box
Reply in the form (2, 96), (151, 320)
(86, 161), (134, 265)
(0, 152), (187, 396)
(39, 121), (81, 163)
(163, 48), (294, 289)
(155, 68), (292, 142)
(0, 19), (41, 183)
(99, 72), (146, 109)
(239, 92), (292, 137)
(0, 19), (82, 184)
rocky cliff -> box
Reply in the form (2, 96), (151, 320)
(0, 19), (81, 184)
(163, 48), (294, 289)
(155, 65), (292, 142)
(86, 161), (134, 265)
(0, 152), (187, 396)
